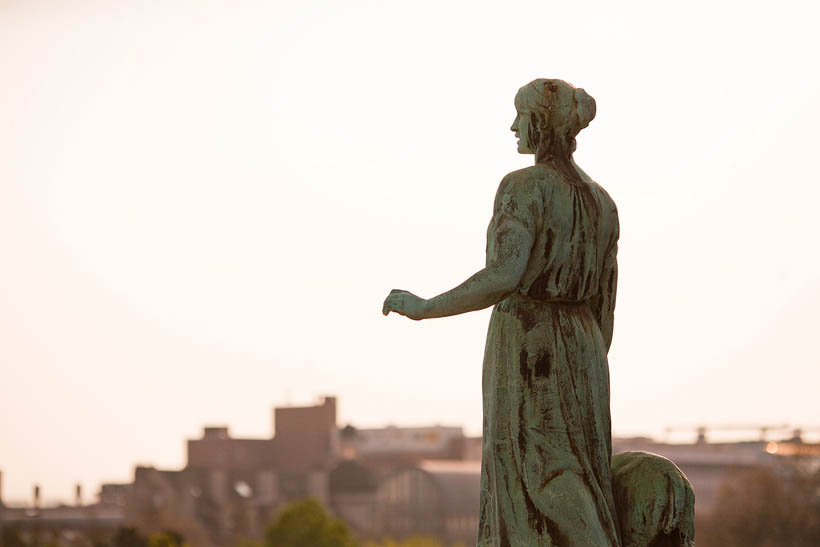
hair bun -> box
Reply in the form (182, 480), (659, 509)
(574, 87), (597, 130)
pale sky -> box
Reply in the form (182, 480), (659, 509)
(2, 0), (819, 503)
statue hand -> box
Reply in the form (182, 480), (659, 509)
(382, 289), (428, 320)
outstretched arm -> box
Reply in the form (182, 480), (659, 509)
(382, 218), (532, 320)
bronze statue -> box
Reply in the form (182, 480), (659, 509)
(383, 79), (694, 547)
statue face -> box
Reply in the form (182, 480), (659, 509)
(511, 86), (539, 154)
(510, 110), (533, 154)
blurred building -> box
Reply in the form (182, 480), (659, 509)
(124, 399), (471, 544)
(339, 424), (466, 474)
(127, 396), (339, 546)
(376, 460), (481, 544)
(329, 424), (472, 540)
(328, 459), (379, 534)
(614, 426), (820, 515)
(0, 475), (126, 546)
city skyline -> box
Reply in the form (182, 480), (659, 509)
(1, 393), (816, 506)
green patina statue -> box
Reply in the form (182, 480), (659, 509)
(383, 79), (694, 547)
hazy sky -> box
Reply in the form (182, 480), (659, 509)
(2, 0), (819, 503)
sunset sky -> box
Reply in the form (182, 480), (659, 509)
(2, 0), (819, 503)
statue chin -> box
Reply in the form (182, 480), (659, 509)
(611, 451), (696, 547)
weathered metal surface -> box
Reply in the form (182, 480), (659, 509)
(383, 79), (693, 546)
(612, 451), (696, 547)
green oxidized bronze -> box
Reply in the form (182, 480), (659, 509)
(383, 79), (694, 547)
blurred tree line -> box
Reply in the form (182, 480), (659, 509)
(697, 465), (820, 547)
(0, 526), (189, 547)
(1, 498), (455, 547)
(235, 498), (463, 547)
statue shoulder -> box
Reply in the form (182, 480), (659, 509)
(572, 163), (618, 216)
(500, 165), (541, 185)
(587, 181), (619, 244)
(590, 181), (618, 216)
(492, 167), (545, 219)
(497, 166), (543, 198)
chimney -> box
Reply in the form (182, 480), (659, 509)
(322, 396), (337, 427)
(0, 469), (4, 507)
(33, 484), (40, 508)
(203, 426), (230, 440)
(75, 484), (82, 506)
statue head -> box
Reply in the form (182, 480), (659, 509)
(511, 79), (596, 160)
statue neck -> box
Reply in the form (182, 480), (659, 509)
(534, 144), (581, 182)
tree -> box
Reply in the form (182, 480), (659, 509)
(112, 527), (149, 547)
(148, 530), (188, 547)
(1, 527), (28, 547)
(264, 498), (357, 547)
(698, 465), (820, 547)
(363, 538), (445, 547)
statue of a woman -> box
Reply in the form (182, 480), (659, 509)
(383, 79), (621, 545)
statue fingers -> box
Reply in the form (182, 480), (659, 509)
(382, 296), (395, 315)
(383, 294), (405, 316)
